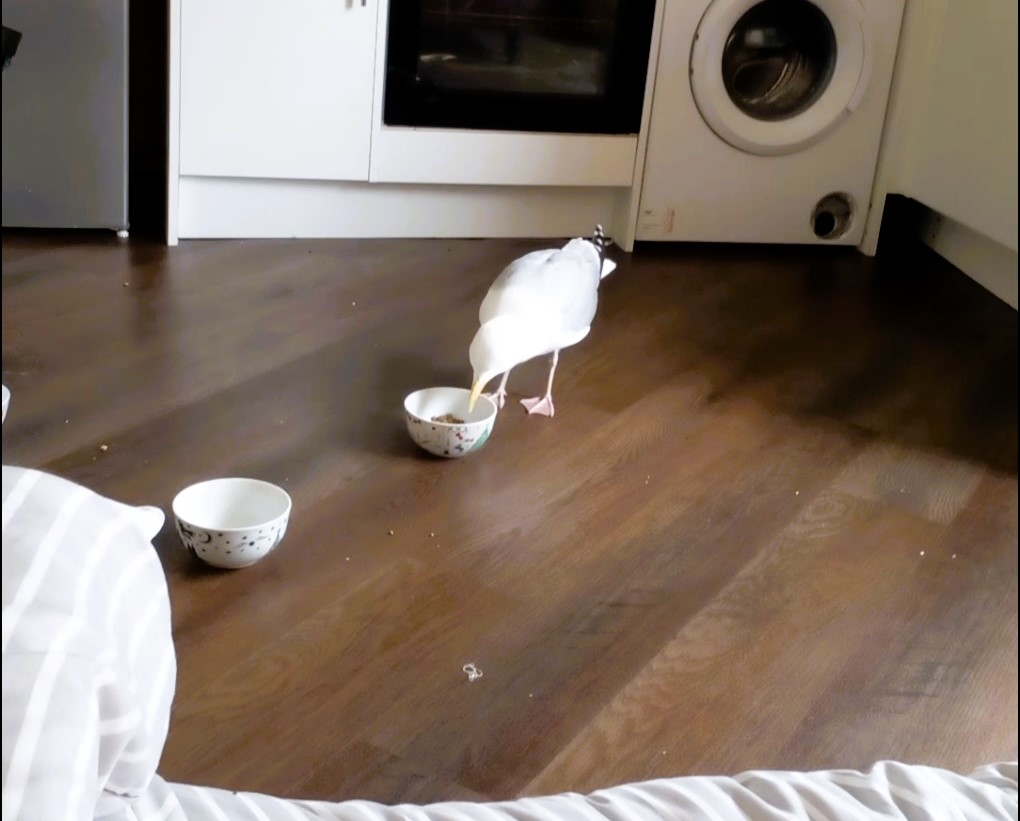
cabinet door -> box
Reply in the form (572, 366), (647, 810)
(897, 0), (1017, 253)
(180, 0), (375, 181)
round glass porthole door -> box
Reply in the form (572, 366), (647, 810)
(691, 0), (868, 155)
(722, 0), (836, 121)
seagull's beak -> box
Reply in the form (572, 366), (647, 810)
(469, 379), (484, 412)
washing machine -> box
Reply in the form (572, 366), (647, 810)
(636, 0), (905, 245)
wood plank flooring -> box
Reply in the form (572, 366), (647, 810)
(2, 231), (1017, 804)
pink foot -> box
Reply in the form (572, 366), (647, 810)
(484, 389), (507, 410)
(520, 395), (555, 417)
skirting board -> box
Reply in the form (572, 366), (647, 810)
(177, 176), (631, 245)
(923, 210), (1018, 310)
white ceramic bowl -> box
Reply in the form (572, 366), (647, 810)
(404, 387), (497, 458)
(172, 478), (292, 569)
(2, 384), (9, 424)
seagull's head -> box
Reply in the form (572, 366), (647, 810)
(468, 316), (543, 411)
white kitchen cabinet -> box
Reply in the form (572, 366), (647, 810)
(861, 0), (1017, 306)
(897, 0), (1017, 254)
(179, 0), (376, 182)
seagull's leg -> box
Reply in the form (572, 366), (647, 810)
(521, 350), (558, 417)
(484, 370), (510, 410)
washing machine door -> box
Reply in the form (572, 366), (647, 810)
(691, 0), (869, 155)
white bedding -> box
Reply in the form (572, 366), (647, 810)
(3, 466), (1017, 821)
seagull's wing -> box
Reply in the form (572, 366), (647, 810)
(504, 245), (600, 343)
(478, 241), (602, 353)
(479, 249), (557, 323)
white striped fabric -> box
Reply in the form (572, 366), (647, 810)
(3, 466), (1017, 821)
(3, 467), (175, 821)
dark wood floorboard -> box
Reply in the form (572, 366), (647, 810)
(2, 230), (1017, 803)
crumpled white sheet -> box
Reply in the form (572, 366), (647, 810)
(121, 761), (1017, 821)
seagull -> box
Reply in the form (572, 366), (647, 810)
(468, 224), (616, 417)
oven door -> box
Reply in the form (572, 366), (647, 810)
(383, 0), (657, 135)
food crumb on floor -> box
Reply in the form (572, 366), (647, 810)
(99, 444), (109, 453)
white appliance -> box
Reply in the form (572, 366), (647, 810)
(636, 0), (905, 246)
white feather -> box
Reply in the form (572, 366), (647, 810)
(470, 236), (609, 389)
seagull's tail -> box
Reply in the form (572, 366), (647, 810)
(592, 224), (616, 280)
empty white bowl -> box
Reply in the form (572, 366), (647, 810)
(404, 387), (497, 458)
(172, 477), (291, 569)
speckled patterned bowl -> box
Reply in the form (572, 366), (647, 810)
(404, 387), (497, 458)
(172, 478), (291, 569)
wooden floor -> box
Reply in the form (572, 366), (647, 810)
(2, 231), (1017, 804)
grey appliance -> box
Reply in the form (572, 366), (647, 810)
(2, 0), (129, 232)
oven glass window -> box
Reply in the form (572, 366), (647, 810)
(384, 0), (655, 134)
(416, 0), (614, 97)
